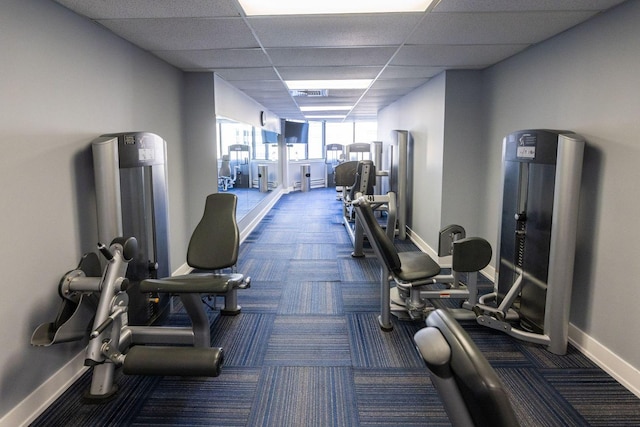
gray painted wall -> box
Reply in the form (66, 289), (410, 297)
(379, 0), (640, 373)
(377, 71), (487, 250)
(0, 0), (188, 418)
(441, 71), (487, 238)
(3, 0), (639, 421)
(378, 72), (446, 250)
(481, 0), (640, 368)
(184, 73), (218, 232)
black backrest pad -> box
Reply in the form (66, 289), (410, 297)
(426, 309), (519, 427)
(349, 160), (375, 198)
(334, 161), (359, 186)
(187, 193), (239, 270)
(451, 237), (492, 273)
(355, 199), (401, 271)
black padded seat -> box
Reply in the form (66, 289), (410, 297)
(141, 273), (245, 294)
(141, 193), (249, 318)
(395, 252), (441, 284)
(414, 309), (520, 427)
(354, 197), (440, 286)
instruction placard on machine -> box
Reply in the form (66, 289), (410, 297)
(517, 134), (537, 159)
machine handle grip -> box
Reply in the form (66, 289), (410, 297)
(90, 306), (127, 339)
(90, 317), (114, 339)
(97, 243), (113, 261)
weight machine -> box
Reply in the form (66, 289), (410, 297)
(325, 143), (344, 188)
(226, 144), (251, 188)
(474, 130), (584, 355)
(353, 197), (492, 330)
(32, 237), (227, 401)
(32, 132), (250, 400)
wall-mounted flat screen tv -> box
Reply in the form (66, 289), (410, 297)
(284, 120), (309, 143)
(262, 129), (279, 143)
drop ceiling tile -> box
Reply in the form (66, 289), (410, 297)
(378, 66), (444, 79)
(97, 17), (258, 50)
(277, 66), (382, 80)
(212, 67), (279, 81)
(369, 78), (430, 90)
(53, 0), (628, 121)
(391, 44), (529, 67)
(432, 0), (627, 13)
(365, 87), (415, 98)
(266, 47), (398, 67)
(54, 0), (241, 18)
(223, 80), (286, 91)
(408, 11), (597, 45)
(153, 48), (271, 69)
(248, 14), (423, 48)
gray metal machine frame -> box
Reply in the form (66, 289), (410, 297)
(476, 130), (584, 355)
(92, 132), (170, 325)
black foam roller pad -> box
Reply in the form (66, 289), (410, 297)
(123, 346), (223, 377)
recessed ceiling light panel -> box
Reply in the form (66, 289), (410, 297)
(300, 106), (353, 112)
(239, 0), (435, 16)
(286, 79), (372, 90)
(305, 115), (347, 120)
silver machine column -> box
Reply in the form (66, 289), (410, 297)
(325, 143), (344, 187)
(228, 144), (251, 188)
(477, 129), (584, 355)
(381, 130), (410, 240)
(92, 132), (170, 325)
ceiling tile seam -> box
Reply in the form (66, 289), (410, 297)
(229, 0), (304, 116)
(345, 0), (442, 120)
(148, 42), (532, 56)
(94, 17), (246, 23)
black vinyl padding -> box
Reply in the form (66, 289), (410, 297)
(334, 161), (359, 186)
(451, 237), (492, 273)
(123, 346), (223, 377)
(110, 236), (138, 262)
(426, 309), (520, 427)
(348, 160), (375, 200)
(139, 273), (245, 294)
(355, 198), (440, 281)
(187, 193), (239, 270)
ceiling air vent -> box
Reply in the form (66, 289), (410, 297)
(289, 89), (328, 97)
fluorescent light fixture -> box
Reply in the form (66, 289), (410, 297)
(305, 115), (347, 120)
(286, 79), (372, 90)
(239, 0), (435, 15)
(300, 105), (353, 112)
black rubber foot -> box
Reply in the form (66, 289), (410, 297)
(378, 316), (394, 332)
(221, 307), (241, 316)
(83, 384), (119, 404)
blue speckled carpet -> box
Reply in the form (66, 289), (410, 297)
(31, 188), (640, 426)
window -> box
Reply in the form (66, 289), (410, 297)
(325, 121), (378, 146)
(355, 122), (378, 142)
(307, 121), (324, 159)
(325, 122), (354, 145)
(217, 119), (253, 159)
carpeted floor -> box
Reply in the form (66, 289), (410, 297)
(31, 188), (640, 426)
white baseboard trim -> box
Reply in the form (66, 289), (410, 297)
(10, 223), (637, 427)
(172, 262), (193, 276)
(406, 226), (496, 280)
(239, 190), (282, 243)
(0, 351), (87, 427)
(408, 226), (639, 397)
(568, 323), (640, 398)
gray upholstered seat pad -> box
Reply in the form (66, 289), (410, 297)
(140, 273), (244, 293)
(395, 252), (440, 283)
